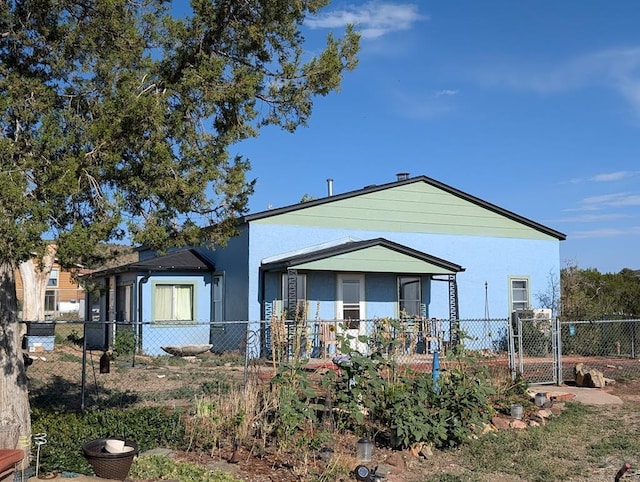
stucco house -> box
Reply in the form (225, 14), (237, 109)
(85, 173), (565, 356)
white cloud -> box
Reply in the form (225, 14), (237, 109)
(305, 2), (427, 39)
(390, 89), (458, 119)
(571, 226), (640, 239)
(477, 47), (640, 116)
(591, 171), (637, 182)
(551, 213), (629, 223)
(564, 170), (639, 184)
(581, 192), (640, 207)
(435, 89), (459, 97)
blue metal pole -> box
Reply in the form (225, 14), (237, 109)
(432, 351), (440, 393)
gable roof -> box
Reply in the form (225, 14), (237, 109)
(242, 175), (566, 241)
(87, 248), (215, 277)
(260, 238), (464, 275)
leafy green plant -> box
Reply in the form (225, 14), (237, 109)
(327, 324), (496, 450)
(130, 455), (236, 482)
(31, 407), (187, 474)
(112, 327), (136, 359)
(270, 359), (318, 451)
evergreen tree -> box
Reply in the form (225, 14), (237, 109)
(0, 0), (358, 448)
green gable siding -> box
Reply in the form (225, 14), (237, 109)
(253, 182), (555, 240)
(290, 245), (457, 274)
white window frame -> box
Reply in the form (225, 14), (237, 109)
(398, 276), (421, 318)
(116, 284), (134, 322)
(153, 283), (195, 322)
(509, 277), (530, 313)
(44, 289), (57, 312)
(337, 273), (365, 329)
(47, 268), (59, 287)
(212, 275), (224, 322)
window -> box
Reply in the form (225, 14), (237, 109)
(116, 285), (133, 322)
(510, 278), (530, 313)
(337, 274), (364, 329)
(398, 276), (421, 318)
(44, 290), (56, 312)
(212, 275), (223, 322)
(281, 273), (307, 318)
(47, 269), (59, 287)
(153, 284), (194, 322)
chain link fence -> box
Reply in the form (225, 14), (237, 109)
(20, 316), (640, 411)
(558, 318), (640, 383)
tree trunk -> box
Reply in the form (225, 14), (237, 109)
(0, 261), (31, 465)
(18, 245), (56, 322)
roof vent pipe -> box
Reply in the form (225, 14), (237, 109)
(327, 178), (334, 196)
(396, 172), (410, 181)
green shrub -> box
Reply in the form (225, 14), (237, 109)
(270, 359), (318, 450)
(328, 326), (495, 450)
(31, 407), (187, 474)
(112, 326), (136, 358)
(130, 455), (236, 482)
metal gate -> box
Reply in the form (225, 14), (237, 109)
(509, 312), (561, 384)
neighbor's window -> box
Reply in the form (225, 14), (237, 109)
(47, 269), (59, 287)
(398, 276), (421, 318)
(153, 284), (194, 322)
(44, 290), (56, 312)
(212, 275), (224, 322)
(281, 273), (307, 319)
(510, 278), (530, 313)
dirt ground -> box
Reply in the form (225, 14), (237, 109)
(24, 344), (640, 482)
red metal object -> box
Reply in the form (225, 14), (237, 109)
(615, 462), (631, 482)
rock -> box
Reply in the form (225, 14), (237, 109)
(575, 363), (606, 388)
(140, 447), (175, 457)
(549, 392), (575, 402)
(589, 368), (606, 388)
(385, 452), (405, 470)
(409, 442), (423, 458)
(536, 409), (553, 419)
(408, 441), (434, 458)
(419, 444), (434, 458)
(529, 414), (546, 425)
(480, 423), (497, 435)
(375, 463), (398, 477)
(529, 420), (541, 427)
(510, 420), (528, 429)
(491, 416), (511, 431)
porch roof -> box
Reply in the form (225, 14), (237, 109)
(260, 238), (464, 275)
(87, 248), (215, 277)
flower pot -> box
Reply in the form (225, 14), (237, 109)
(82, 439), (138, 481)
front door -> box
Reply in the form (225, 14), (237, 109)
(337, 274), (367, 353)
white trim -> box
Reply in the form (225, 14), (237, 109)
(336, 273), (367, 353)
(336, 273), (365, 321)
(261, 237), (361, 264)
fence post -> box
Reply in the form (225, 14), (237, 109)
(508, 314), (517, 381)
(632, 319), (637, 359)
(81, 321), (87, 411)
(553, 317), (562, 385)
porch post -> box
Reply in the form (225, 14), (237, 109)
(286, 269), (298, 360)
(448, 274), (460, 344)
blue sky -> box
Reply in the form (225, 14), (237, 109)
(235, 1), (640, 274)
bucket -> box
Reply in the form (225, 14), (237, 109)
(510, 404), (523, 420)
(534, 392), (547, 407)
(356, 438), (373, 462)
